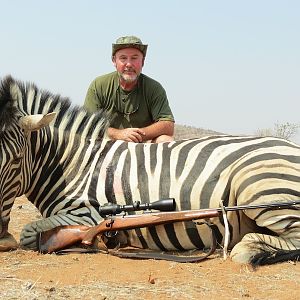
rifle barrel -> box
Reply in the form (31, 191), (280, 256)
(220, 199), (300, 212)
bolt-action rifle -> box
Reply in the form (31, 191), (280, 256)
(38, 199), (300, 256)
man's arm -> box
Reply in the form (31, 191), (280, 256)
(141, 120), (174, 142)
(107, 121), (174, 143)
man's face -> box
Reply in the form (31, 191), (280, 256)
(112, 48), (144, 83)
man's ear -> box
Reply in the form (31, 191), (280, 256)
(112, 55), (117, 67)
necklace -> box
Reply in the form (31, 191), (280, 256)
(114, 85), (140, 116)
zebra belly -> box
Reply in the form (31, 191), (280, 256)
(124, 214), (258, 251)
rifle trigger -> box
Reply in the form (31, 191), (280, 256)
(105, 218), (114, 228)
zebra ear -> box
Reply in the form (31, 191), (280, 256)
(19, 112), (56, 131)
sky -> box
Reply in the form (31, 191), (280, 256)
(1, 1), (299, 141)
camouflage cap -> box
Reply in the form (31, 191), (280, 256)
(112, 36), (148, 57)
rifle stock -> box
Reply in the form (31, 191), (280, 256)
(39, 225), (90, 253)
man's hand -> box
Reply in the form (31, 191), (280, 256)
(108, 127), (146, 142)
(107, 121), (174, 143)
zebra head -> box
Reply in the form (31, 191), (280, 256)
(0, 76), (55, 239)
(0, 75), (109, 247)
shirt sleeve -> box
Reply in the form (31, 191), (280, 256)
(149, 85), (175, 122)
(83, 80), (102, 113)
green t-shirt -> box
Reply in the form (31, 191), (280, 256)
(84, 72), (174, 129)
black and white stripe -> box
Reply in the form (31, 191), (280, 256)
(1, 75), (300, 265)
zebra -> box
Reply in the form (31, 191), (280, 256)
(0, 75), (300, 265)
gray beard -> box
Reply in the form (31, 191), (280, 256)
(118, 72), (140, 83)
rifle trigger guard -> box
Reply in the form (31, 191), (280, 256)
(193, 220), (209, 226)
(104, 230), (118, 238)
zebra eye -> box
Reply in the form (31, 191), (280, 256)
(13, 157), (22, 164)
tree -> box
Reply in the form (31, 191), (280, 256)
(255, 122), (300, 141)
(273, 122), (300, 140)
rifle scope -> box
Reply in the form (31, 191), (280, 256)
(99, 198), (176, 217)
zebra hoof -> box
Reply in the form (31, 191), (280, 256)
(230, 241), (258, 264)
(230, 250), (254, 264)
(0, 232), (18, 251)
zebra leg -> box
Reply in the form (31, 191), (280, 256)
(230, 209), (300, 265)
(20, 214), (87, 251)
(0, 220), (18, 251)
(230, 232), (300, 265)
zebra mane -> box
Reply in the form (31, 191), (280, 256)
(0, 75), (20, 132)
(0, 75), (110, 139)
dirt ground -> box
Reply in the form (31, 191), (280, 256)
(0, 196), (299, 300)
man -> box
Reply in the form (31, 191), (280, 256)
(84, 36), (175, 143)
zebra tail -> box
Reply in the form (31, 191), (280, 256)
(250, 249), (300, 266)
